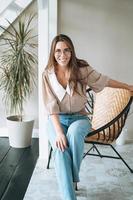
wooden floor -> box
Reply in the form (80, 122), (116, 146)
(0, 137), (39, 200)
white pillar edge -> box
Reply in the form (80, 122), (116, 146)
(38, 0), (58, 165)
(38, 0), (49, 162)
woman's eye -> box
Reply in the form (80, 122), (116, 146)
(55, 48), (71, 55)
(64, 48), (71, 53)
(55, 49), (61, 53)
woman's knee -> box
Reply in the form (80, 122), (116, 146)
(54, 147), (71, 160)
(67, 119), (91, 139)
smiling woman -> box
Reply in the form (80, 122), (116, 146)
(42, 34), (133, 200)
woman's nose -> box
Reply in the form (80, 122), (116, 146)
(60, 51), (66, 57)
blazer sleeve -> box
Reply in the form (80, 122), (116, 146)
(42, 72), (60, 115)
(80, 65), (109, 93)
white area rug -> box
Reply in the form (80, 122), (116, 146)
(24, 144), (133, 200)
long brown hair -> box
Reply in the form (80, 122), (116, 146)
(46, 34), (89, 91)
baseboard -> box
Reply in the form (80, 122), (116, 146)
(0, 127), (39, 138)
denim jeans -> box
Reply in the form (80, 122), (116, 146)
(47, 114), (91, 200)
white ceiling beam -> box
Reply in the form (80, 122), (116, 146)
(0, 0), (14, 14)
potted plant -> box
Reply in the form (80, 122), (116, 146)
(0, 14), (37, 148)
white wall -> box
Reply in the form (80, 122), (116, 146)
(58, 0), (133, 138)
(0, 0), (38, 133)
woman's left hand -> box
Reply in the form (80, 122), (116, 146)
(128, 85), (133, 91)
(127, 85), (133, 96)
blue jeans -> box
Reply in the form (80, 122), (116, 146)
(47, 114), (91, 200)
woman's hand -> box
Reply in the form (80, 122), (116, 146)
(126, 85), (133, 96)
(56, 133), (68, 152)
(128, 85), (133, 95)
(50, 114), (68, 151)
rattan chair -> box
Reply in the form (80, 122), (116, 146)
(47, 88), (133, 173)
(84, 87), (133, 173)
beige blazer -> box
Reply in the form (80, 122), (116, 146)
(42, 66), (109, 115)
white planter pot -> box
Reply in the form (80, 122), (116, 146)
(7, 115), (34, 148)
(116, 127), (128, 145)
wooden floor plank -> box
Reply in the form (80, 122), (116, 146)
(0, 145), (25, 199)
(0, 137), (10, 163)
(1, 138), (39, 200)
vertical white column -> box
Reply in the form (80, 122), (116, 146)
(38, 0), (49, 162)
(49, 0), (58, 46)
(38, 0), (58, 165)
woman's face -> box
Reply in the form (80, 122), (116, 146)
(54, 41), (71, 69)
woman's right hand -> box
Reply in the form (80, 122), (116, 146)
(56, 133), (68, 152)
(50, 114), (68, 151)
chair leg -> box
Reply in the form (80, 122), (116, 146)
(75, 182), (78, 191)
(110, 144), (133, 173)
(83, 143), (102, 158)
(46, 147), (53, 169)
(83, 145), (94, 158)
(73, 182), (78, 191)
(92, 144), (103, 157)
